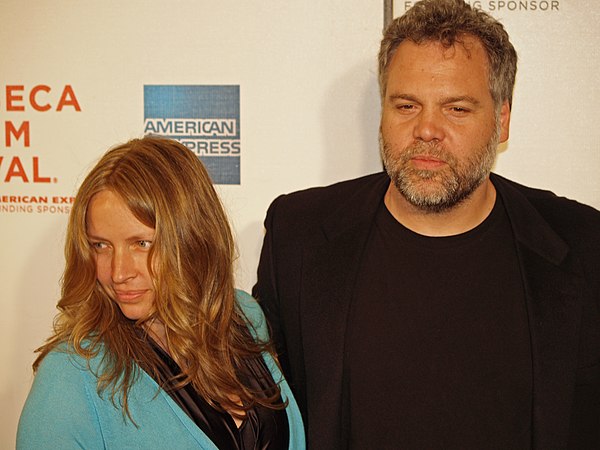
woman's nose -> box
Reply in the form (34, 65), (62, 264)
(111, 249), (136, 283)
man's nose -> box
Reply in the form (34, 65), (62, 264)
(413, 108), (445, 143)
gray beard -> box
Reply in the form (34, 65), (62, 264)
(380, 126), (500, 214)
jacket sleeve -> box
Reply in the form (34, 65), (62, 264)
(252, 195), (291, 379)
(17, 350), (105, 450)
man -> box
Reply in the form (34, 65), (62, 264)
(253, 0), (600, 448)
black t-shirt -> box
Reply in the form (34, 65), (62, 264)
(348, 195), (532, 449)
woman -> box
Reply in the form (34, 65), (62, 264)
(17, 136), (304, 449)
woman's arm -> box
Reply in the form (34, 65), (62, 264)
(17, 350), (105, 450)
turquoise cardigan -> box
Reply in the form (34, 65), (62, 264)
(17, 290), (305, 449)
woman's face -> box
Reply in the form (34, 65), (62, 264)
(86, 190), (156, 321)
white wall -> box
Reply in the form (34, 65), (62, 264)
(1, 0), (598, 447)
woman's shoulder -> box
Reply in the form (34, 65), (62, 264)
(17, 345), (105, 448)
(26, 346), (93, 401)
(36, 342), (104, 380)
(235, 288), (260, 312)
(234, 289), (268, 341)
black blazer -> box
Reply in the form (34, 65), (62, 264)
(253, 172), (600, 449)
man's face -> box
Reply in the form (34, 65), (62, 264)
(380, 36), (510, 213)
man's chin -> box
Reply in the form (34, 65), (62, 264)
(395, 179), (465, 213)
(406, 196), (455, 214)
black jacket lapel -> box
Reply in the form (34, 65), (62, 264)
(300, 173), (389, 448)
(494, 174), (583, 449)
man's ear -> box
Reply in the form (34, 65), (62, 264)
(499, 100), (511, 143)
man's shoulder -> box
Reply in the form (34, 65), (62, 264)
(494, 174), (599, 214)
(264, 172), (388, 236)
(493, 173), (600, 239)
(271, 172), (388, 214)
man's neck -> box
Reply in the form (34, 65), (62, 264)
(384, 178), (497, 237)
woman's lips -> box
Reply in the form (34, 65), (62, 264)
(114, 290), (147, 302)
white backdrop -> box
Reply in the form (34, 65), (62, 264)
(1, 0), (598, 447)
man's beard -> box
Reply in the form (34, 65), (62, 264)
(380, 125), (500, 214)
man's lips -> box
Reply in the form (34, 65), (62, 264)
(114, 290), (148, 302)
(410, 155), (447, 170)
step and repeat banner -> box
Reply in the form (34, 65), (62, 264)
(1, 0), (598, 446)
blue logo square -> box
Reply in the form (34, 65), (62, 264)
(144, 85), (240, 184)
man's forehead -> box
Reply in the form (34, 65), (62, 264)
(400, 34), (487, 59)
(385, 36), (494, 104)
(387, 36), (491, 85)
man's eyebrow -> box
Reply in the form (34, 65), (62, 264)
(387, 94), (481, 106)
(387, 93), (419, 102)
(440, 95), (481, 106)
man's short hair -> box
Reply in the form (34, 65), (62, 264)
(378, 0), (518, 108)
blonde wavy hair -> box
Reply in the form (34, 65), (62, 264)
(34, 136), (282, 419)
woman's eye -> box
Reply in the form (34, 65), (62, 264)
(90, 241), (107, 251)
(138, 240), (152, 249)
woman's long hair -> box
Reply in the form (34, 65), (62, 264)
(34, 136), (282, 418)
